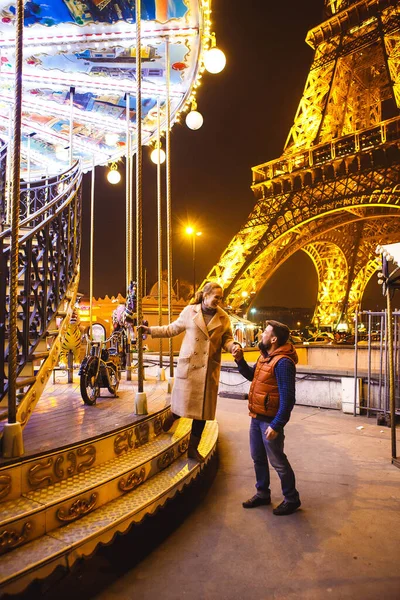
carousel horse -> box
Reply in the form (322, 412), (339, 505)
(59, 305), (82, 367)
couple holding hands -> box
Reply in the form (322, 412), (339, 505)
(140, 281), (301, 517)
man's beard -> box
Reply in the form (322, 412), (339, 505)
(258, 341), (271, 355)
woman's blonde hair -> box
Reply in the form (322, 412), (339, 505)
(191, 281), (223, 304)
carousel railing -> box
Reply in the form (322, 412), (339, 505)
(0, 141), (7, 224)
(0, 161), (82, 403)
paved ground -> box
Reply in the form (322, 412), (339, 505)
(17, 398), (400, 600)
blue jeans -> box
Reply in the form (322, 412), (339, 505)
(249, 418), (300, 503)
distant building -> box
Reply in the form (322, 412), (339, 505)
(251, 306), (313, 330)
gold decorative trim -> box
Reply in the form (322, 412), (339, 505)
(54, 455), (64, 479)
(0, 474), (12, 500)
(19, 391), (37, 427)
(154, 415), (163, 435)
(76, 446), (96, 472)
(0, 522), (33, 555)
(135, 423), (150, 448)
(57, 493), (98, 522)
(178, 437), (189, 454)
(114, 422), (150, 455)
(118, 467), (146, 492)
(157, 449), (174, 471)
(28, 457), (54, 488)
(27, 445), (96, 489)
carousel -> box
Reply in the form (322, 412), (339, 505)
(0, 0), (226, 593)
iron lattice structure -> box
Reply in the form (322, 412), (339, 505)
(204, 0), (400, 329)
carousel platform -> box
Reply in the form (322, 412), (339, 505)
(0, 372), (218, 596)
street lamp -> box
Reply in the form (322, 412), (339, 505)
(185, 226), (202, 295)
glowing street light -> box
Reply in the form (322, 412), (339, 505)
(185, 226), (202, 295)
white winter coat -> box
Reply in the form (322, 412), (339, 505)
(150, 304), (235, 420)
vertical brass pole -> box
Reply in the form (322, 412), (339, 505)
(192, 234), (196, 295)
(6, 105), (12, 225)
(156, 96), (165, 379)
(26, 133), (31, 217)
(3, 0), (24, 457)
(89, 158), (95, 339)
(135, 0), (147, 413)
(125, 94), (131, 288)
(386, 290), (397, 461)
(165, 40), (174, 384)
(69, 87), (75, 166)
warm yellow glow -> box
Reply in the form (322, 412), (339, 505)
(204, 47), (226, 74)
(107, 168), (121, 184)
(186, 110), (203, 130)
(186, 226), (202, 237)
(55, 146), (69, 161)
(105, 133), (119, 146)
(150, 147), (166, 165)
(241, 291), (248, 298)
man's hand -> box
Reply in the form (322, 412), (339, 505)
(265, 426), (279, 441)
(231, 344), (243, 361)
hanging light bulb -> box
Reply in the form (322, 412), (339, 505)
(55, 145), (69, 162)
(150, 143), (166, 165)
(186, 99), (203, 131)
(105, 132), (119, 146)
(204, 33), (226, 74)
(107, 162), (121, 184)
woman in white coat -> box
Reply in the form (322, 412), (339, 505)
(141, 282), (239, 461)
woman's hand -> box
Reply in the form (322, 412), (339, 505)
(137, 324), (151, 335)
(231, 344), (243, 361)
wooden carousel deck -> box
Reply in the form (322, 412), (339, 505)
(0, 369), (169, 465)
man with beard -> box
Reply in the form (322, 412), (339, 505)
(232, 320), (301, 516)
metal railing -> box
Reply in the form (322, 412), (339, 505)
(354, 309), (400, 418)
(0, 161), (82, 398)
(0, 141), (7, 224)
(252, 115), (400, 186)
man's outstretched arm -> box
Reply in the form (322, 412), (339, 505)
(232, 346), (256, 381)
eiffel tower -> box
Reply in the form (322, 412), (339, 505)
(205, 0), (400, 329)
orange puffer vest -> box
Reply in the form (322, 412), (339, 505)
(248, 343), (298, 418)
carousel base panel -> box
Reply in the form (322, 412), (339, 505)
(0, 374), (218, 596)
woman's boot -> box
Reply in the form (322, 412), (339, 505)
(187, 434), (205, 462)
(162, 412), (179, 432)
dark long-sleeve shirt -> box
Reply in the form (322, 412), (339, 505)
(236, 356), (296, 432)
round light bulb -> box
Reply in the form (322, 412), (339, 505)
(186, 110), (203, 130)
(204, 47), (226, 74)
(150, 147), (166, 164)
(186, 227), (194, 235)
(55, 146), (69, 161)
(241, 291), (248, 298)
(105, 133), (119, 146)
(107, 169), (121, 184)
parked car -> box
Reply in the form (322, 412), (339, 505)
(306, 332), (334, 344)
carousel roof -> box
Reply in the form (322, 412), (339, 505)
(0, 0), (210, 177)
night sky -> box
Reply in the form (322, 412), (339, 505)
(79, 0), (385, 311)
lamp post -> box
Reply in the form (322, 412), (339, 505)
(185, 227), (202, 296)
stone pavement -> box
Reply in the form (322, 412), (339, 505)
(16, 397), (400, 600)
